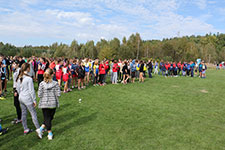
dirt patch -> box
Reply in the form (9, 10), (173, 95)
(200, 90), (208, 93)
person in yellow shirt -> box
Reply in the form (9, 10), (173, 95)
(136, 60), (140, 79)
(93, 60), (99, 86)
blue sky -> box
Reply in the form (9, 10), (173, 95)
(0, 0), (224, 46)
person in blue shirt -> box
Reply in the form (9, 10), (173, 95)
(71, 60), (78, 88)
(169, 62), (174, 77)
(199, 62), (203, 78)
(154, 61), (159, 74)
(182, 63), (187, 76)
(187, 63), (191, 76)
(1, 55), (7, 93)
(130, 60), (136, 83)
(190, 61), (195, 77)
(158, 60), (165, 76)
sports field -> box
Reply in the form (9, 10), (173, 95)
(0, 70), (225, 150)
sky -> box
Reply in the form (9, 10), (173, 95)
(0, 0), (224, 46)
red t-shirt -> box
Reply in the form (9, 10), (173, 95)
(99, 64), (106, 74)
(38, 62), (46, 74)
(173, 64), (176, 68)
(113, 63), (118, 72)
(50, 62), (56, 70)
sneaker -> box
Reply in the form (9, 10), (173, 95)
(16, 120), (22, 124)
(36, 128), (43, 139)
(0, 128), (9, 136)
(47, 134), (53, 140)
(72, 86), (74, 89)
(24, 129), (33, 135)
(11, 119), (22, 124)
(0, 97), (5, 100)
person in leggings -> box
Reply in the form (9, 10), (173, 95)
(38, 68), (60, 140)
(12, 60), (22, 124)
(16, 63), (42, 138)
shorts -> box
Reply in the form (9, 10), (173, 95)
(72, 74), (78, 78)
(78, 75), (84, 79)
(56, 71), (62, 80)
(63, 74), (69, 82)
(131, 72), (135, 78)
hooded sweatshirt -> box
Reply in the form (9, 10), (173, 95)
(38, 80), (61, 109)
(16, 75), (36, 105)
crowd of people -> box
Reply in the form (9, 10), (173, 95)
(0, 54), (209, 139)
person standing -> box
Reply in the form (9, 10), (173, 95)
(147, 60), (153, 78)
(139, 61), (145, 82)
(99, 61), (106, 86)
(130, 60), (136, 83)
(37, 58), (46, 86)
(38, 68), (60, 140)
(16, 63), (42, 138)
(12, 61), (22, 124)
(154, 61), (158, 75)
(112, 60), (118, 84)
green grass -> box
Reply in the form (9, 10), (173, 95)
(1, 70), (225, 150)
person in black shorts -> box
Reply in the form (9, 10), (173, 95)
(122, 61), (129, 84)
(77, 61), (85, 90)
(139, 61), (145, 82)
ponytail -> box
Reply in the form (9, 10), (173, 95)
(16, 63), (30, 83)
(44, 68), (53, 83)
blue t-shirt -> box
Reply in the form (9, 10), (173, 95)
(187, 64), (191, 70)
(155, 62), (158, 68)
(131, 63), (136, 72)
(199, 64), (203, 71)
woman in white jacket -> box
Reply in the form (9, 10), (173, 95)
(16, 63), (42, 138)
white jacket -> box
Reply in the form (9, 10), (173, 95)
(13, 68), (20, 89)
(16, 75), (36, 105)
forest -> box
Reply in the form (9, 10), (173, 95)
(1, 33), (225, 63)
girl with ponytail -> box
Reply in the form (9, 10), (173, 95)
(38, 68), (61, 140)
(16, 63), (42, 138)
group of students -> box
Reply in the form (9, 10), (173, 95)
(0, 55), (208, 137)
(157, 60), (207, 78)
(0, 56), (208, 98)
(0, 57), (60, 140)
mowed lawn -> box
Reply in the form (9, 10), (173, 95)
(0, 70), (225, 150)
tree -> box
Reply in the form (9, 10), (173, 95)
(98, 45), (114, 60)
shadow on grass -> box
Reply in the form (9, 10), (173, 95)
(0, 103), (73, 149)
(55, 112), (98, 135)
(0, 106), (98, 150)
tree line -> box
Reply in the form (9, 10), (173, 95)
(1, 33), (225, 63)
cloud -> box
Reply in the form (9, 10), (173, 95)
(193, 0), (207, 9)
(0, 0), (221, 46)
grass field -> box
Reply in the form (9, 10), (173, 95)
(0, 70), (225, 150)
